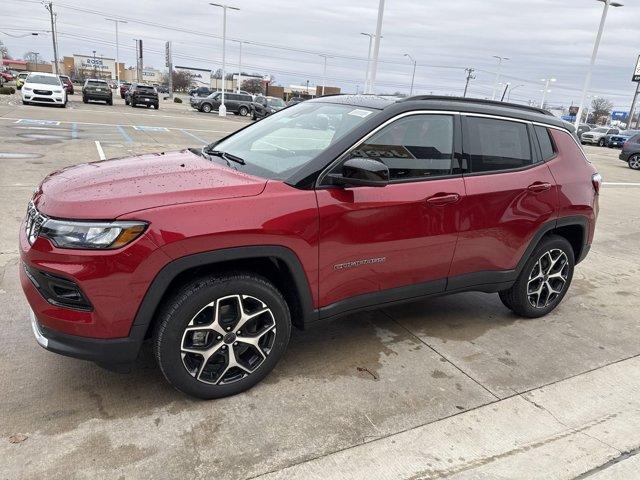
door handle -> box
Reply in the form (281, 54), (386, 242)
(426, 193), (460, 206)
(527, 182), (552, 193)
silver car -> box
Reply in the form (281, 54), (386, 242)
(581, 127), (619, 146)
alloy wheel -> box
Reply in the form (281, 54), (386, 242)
(527, 249), (569, 308)
(180, 294), (277, 385)
(629, 156), (640, 170)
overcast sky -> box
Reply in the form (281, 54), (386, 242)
(2, 0), (639, 110)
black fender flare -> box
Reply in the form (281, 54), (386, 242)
(130, 245), (317, 335)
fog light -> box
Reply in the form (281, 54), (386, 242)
(192, 331), (208, 346)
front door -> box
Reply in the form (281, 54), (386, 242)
(316, 113), (465, 310)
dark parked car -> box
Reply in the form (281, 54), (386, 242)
(119, 82), (131, 99)
(82, 79), (112, 105)
(605, 130), (638, 148)
(251, 95), (286, 120)
(21, 95), (599, 399)
(125, 84), (159, 109)
(619, 133), (640, 170)
(0, 70), (13, 85)
(190, 91), (253, 115)
(59, 75), (74, 95)
(189, 86), (215, 97)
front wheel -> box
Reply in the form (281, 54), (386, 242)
(499, 235), (574, 318)
(201, 103), (212, 113)
(154, 273), (291, 399)
(598, 138), (606, 147)
(239, 106), (249, 116)
(629, 155), (640, 170)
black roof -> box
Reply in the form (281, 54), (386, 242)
(313, 94), (569, 130)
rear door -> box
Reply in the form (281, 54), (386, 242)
(316, 112), (465, 309)
(448, 114), (557, 286)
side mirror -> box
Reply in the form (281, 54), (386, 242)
(328, 157), (390, 187)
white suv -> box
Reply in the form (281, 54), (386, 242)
(580, 126), (618, 146)
(22, 72), (67, 108)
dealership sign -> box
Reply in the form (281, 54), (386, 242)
(611, 111), (628, 121)
(633, 55), (640, 82)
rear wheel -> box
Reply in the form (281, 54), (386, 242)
(239, 106), (249, 116)
(107, 98), (113, 105)
(83, 97), (88, 104)
(629, 155), (640, 170)
(154, 273), (291, 399)
(499, 235), (574, 318)
(153, 103), (159, 110)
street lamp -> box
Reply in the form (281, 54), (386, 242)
(404, 53), (417, 96)
(27, 51), (40, 72)
(574, 0), (623, 128)
(540, 77), (556, 108)
(491, 55), (509, 100)
(236, 40), (243, 93)
(360, 32), (382, 94)
(210, 3), (240, 117)
(368, 0), (386, 95)
(318, 54), (332, 97)
(105, 18), (127, 88)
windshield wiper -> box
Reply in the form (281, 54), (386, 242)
(203, 147), (246, 165)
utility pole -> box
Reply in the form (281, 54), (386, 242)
(500, 82), (510, 101)
(404, 53), (416, 96)
(31, 52), (40, 72)
(491, 55), (509, 100)
(540, 77), (556, 108)
(463, 67), (475, 97)
(368, 0), (386, 95)
(165, 41), (173, 99)
(360, 33), (374, 94)
(319, 54), (331, 96)
(44, 2), (59, 74)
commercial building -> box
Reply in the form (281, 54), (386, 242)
(61, 54), (124, 81)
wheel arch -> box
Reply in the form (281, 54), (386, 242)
(131, 246), (317, 339)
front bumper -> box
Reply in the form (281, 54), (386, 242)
(30, 309), (145, 368)
(22, 90), (65, 105)
(619, 151), (631, 162)
(581, 137), (598, 144)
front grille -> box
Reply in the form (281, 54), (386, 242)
(33, 89), (52, 95)
(582, 134), (593, 139)
(25, 201), (47, 245)
(33, 97), (55, 102)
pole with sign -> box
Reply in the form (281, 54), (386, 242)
(165, 41), (173, 99)
(627, 55), (640, 129)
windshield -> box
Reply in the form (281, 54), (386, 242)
(593, 127), (608, 133)
(210, 102), (376, 179)
(267, 98), (286, 108)
(27, 75), (61, 86)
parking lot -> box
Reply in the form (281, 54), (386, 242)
(1, 93), (640, 479)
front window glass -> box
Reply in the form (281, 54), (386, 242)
(210, 102), (376, 179)
(340, 114), (454, 180)
(27, 75), (61, 86)
(593, 127), (608, 133)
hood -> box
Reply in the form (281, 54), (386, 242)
(34, 149), (267, 219)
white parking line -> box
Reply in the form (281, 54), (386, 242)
(94, 141), (106, 160)
(603, 182), (640, 186)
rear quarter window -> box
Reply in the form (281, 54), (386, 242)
(534, 125), (556, 161)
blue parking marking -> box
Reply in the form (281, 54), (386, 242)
(133, 125), (169, 132)
(71, 123), (78, 139)
(116, 125), (133, 143)
(16, 119), (60, 126)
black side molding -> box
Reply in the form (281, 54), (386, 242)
(130, 245), (317, 334)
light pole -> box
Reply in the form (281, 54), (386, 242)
(1, 32), (39, 72)
(360, 32), (382, 94)
(368, 0), (386, 95)
(574, 0), (623, 128)
(319, 54), (332, 96)
(463, 67), (475, 97)
(105, 19), (127, 88)
(491, 55), (509, 100)
(210, 3), (240, 117)
(540, 77), (556, 108)
(404, 53), (417, 96)
(237, 40), (242, 93)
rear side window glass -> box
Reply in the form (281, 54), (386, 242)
(534, 125), (556, 160)
(465, 117), (533, 173)
(348, 114), (454, 181)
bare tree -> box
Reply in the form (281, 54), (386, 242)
(172, 70), (192, 91)
(241, 78), (263, 94)
(590, 97), (614, 123)
(0, 41), (11, 60)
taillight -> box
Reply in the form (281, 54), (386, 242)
(592, 173), (602, 194)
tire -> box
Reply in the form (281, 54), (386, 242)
(598, 138), (606, 147)
(154, 273), (291, 399)
(252, 112), (257, 121)
(154, 104), (159, 110)
(239, 106), (249, 116)
(201, 103), (212, 113)
(107, 99), (113, 105)
(131, 101), (136, 108)
(83, 97), (88, 104)
(629, 155), (640, 170)
(499, 234), (575, 318)
(125, 99), (129, 105)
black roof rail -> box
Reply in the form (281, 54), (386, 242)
(400, 95), (553, 116)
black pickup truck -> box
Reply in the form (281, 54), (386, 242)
(125, 84), (159, 109)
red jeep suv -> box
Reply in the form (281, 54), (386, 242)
(20, 96), (600, 399)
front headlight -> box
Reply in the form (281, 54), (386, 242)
(38, 219), (147, 249)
